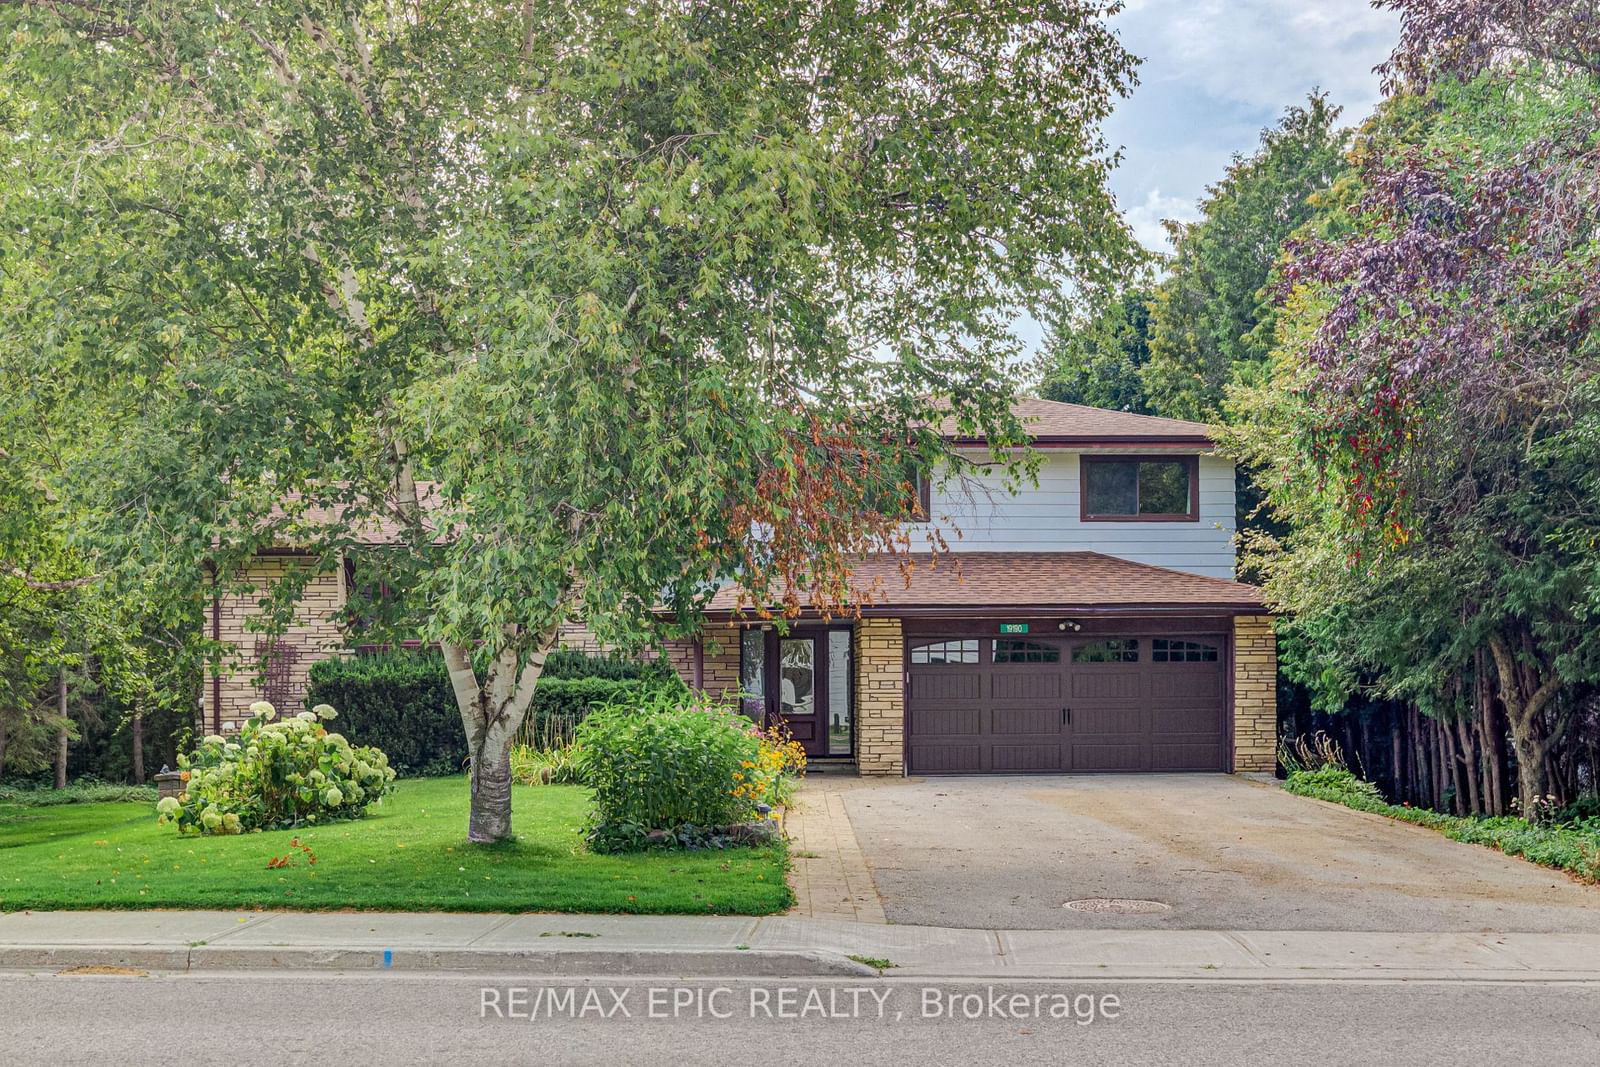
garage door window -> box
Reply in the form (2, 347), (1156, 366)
(1071, 638), (1139, 663)
(992, 639), (1061, 664)
(1151, 638), (1218, 662)
(910, 639), (979, 664)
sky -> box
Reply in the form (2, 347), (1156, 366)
(1013, 0), (1401, 354)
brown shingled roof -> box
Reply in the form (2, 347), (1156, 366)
(705, 551), (1264, 617)
(944, 397), (1214, 444)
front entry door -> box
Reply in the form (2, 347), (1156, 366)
(773, 633), (829, 757)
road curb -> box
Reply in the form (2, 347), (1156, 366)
(0, 943), (878, 978)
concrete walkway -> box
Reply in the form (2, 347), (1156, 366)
(784, 773), (886, 923)
(3, 909), (1600, 982)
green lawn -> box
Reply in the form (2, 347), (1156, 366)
(0, 777), (791, 914)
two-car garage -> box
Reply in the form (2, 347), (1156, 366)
(905, 631), (1229, 774)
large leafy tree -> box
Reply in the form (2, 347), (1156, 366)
(1141, 93), (1349, 421)
(1232, 0), (1600, 812)
(1, 311), (199, 785)
(1, 1), (1139, 839)
(1037, 286), (1155, 413)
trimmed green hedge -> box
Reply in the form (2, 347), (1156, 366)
(0, 781), (159, 807)
(542, 648), (675, 682)
(305, 649), (685, 777)
(1285, 767), (1600, 882)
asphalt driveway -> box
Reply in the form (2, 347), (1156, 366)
(830, 774), (1600, 931)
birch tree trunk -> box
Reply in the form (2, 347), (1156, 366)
(442, 628), (561, 843)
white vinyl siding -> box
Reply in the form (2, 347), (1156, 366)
(915, 451), (1237, 579)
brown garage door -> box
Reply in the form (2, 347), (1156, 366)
(905, 635), (1227, 774)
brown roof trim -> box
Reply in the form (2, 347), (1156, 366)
(702, 604), (1265, 622)
(951, 434), (1215, 448)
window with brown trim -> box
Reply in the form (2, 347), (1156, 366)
(912, 468), (931, 520)
(1080, 455), (1198, 521)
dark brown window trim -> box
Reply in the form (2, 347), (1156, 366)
(913, 469), (931, 521)
(1079, 454), (1200, 523)
(947, 434), (1214, 448)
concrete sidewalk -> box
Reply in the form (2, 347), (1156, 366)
(4, 910), (1600, 982)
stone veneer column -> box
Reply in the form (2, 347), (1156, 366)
(854, 618), (905, 776)
(1232, 614), (1278, 772)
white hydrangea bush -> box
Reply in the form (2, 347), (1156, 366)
(158, 701), (396, 834)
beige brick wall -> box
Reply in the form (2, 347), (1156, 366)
(696, 624), (741, 704)
(556, 620), (607, 652)
(855, 618), (905, 776)
(202, 554), (348, 734)
(1232, 614), (1278, 772)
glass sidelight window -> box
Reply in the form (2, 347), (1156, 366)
(739, 628), (765, 720)
(827, 630), (852, 756)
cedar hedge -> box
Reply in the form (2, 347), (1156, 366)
(305, 649), (684, 777)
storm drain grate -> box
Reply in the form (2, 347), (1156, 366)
(1063, 898), (1171, 914)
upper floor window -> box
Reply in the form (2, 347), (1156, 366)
(1080, 456), (1197, 521)
(908, 466), (931, 521)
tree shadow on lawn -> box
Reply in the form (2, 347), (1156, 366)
(0, 802), (153, 850)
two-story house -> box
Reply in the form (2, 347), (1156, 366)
(201, 398), (1276, 776)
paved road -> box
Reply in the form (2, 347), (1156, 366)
(838, 775), (1600, 930)
(3, 970), (1597, 1066)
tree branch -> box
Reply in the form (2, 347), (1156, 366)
(7, 567), (100, 591)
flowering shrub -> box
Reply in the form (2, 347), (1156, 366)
(156, 701), (396, 834)
(742, 723), (808, 810)
(574, 692), (801, 852)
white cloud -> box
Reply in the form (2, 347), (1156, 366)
(1010, 0), (1401, 348)
(1123, 187), (1202, 253)
(1118, 0), (1396, 113)
(1103, 0), (1400, 254)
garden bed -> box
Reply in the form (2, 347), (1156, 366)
(0, 777), (791, 914)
